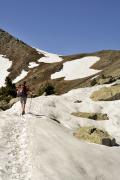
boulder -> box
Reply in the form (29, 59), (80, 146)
(72, 112), (109, 120)
(0, 100), (9, 110)
(97, 77), (114, 85)
(90, 75), (115, 86)
(90, 85), (120, 101)
(74, 126), (116, 146)
(9, 97), (19, 107)
(0, 98), (19, 111)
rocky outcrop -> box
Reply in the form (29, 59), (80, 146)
(74, 126), (116, 146)
(0, 100), (9, 110)
(98, 76), (114, 85)
(90, 75), (116, 86)
(72, 112), (109, 120)
(0, 29), (44, 80)
(0, 98), (19, 110)
(9, 98), (19, 107)
(90, 85), (120, 101)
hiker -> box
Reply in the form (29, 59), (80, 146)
(16, 81), (30, 115)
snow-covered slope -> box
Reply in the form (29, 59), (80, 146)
(0, 83), (120, 179)
(37, 49), (63, 63)
(0, 55), (12, 87)
(13, 70), (28, 83)
(28, 62), (39, 68)
(51, 56), (100, 80)
(12, 49), (63, 84)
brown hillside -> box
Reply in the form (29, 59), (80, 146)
(0, 29), (120, 94)
(0, 29), (44, 80)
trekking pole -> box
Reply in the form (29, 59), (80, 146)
(28, 94), (32, 114)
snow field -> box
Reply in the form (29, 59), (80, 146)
(37, 49), (63, 63)
(0, 55), (12, 87)
(13, 70), (28, 83)
(12, 49), (63, 83)
(1, 83), (120, 179)
(9, 83), (120, 144)
(51, 56), (101, 80)
(28, 62), (39, 68)
(0, 113), (32, 180)
(0, 50), (100, 84)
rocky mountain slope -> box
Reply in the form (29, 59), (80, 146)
(1, 29), (120, 94)
(0, 29), (44, 80)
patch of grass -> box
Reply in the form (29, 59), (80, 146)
(74, 126), (111, 145)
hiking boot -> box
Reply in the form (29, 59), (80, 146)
(22, 111), (25, 115)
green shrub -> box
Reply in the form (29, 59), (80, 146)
(0, 77), (16, 102)
(101, 74), (106, 79)
(90, 79), (97, 86)
(5, 77), (16, 97)
(45, 84), (55, 95)
(38, 82), (55, 96)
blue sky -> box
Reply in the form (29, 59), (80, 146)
(0, 0), (120, 55)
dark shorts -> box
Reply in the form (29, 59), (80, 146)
(19, 97), (27, 104)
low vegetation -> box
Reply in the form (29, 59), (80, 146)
(38, 82), (55, 96)
(72, 112), (109, 120)
(74, 126), (116, 146)
(0, 77), (16, 102)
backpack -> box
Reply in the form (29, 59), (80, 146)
(17, 86), (28, 97)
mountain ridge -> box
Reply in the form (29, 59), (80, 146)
(0, 29), (120, 94)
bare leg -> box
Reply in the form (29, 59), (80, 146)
(20, 97), (27, 115)
(23, 103), (26, 114)
(21, 103), (24, 115)
(23, 98), (27, 114)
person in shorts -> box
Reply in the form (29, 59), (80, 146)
(17, 81), (29, 115)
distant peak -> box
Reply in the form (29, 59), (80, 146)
(0, 28), (6, 33)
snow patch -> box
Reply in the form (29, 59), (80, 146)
(91, 74), (99, 80)
(37, 48), (63, 63)
(28, 62), (39, 68)
(0, 55), (12, 87)
(13, 70), (28, 83)
(51, 56), (101, 80)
